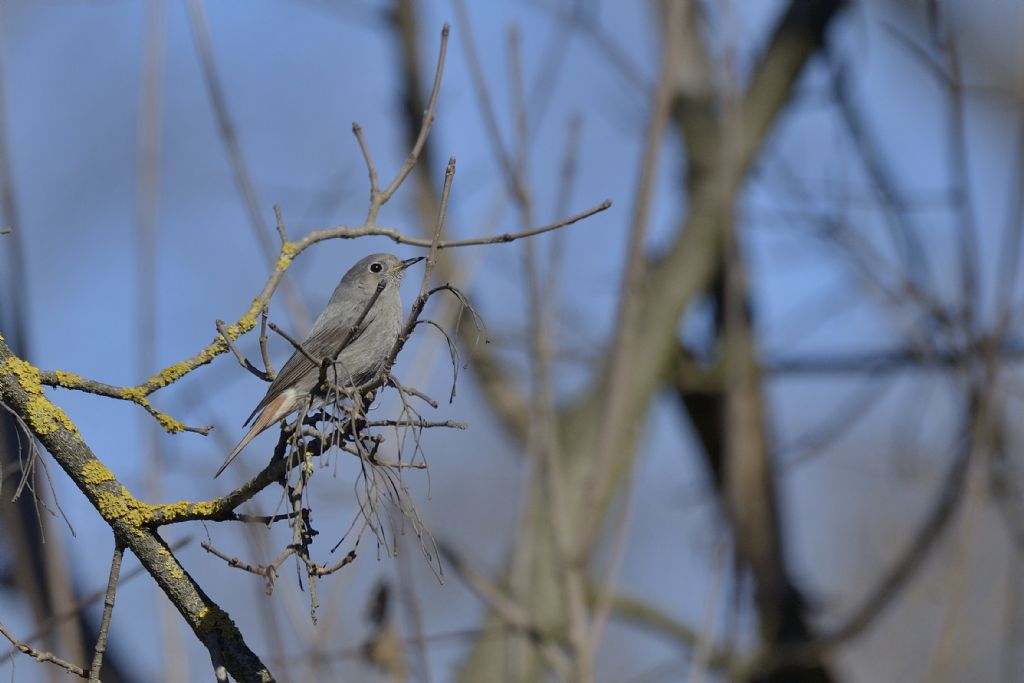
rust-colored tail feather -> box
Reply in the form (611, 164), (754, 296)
(214, 392), (291, 478)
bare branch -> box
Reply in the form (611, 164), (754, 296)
(217, 318), (272, 382)
(268, 321), (319, 366)
(0, 620), (88, 679)
(363, 23), (450, 224)
(259, 306), (275, 380)
(202, 541), (280, 584)
(311, 200), (611, 250)
(273, 203), (287, 246)
(352, 122), (380, 196)
(88, 542), (124, 682)
(388, 375), (439, 409)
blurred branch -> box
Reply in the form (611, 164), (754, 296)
(740, 383), (985, 678)
(943, 36), (980, 325)
(135, 0), (189, 676)
(606, 591), (734, 672)
(827, 55), (928, 285)
(656, 3), (845, 682)
(184, 0), (311, 331)
(439, 542), (572, 680)
(431, 1), (846, 680)
(722, 189), (822, 679)
(581, 0), (684, 552)
(764, 341), (1024, 374)
(565, 0), (846, 523)
(522, 0), (649, 94)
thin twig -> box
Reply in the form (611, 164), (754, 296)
(306, 550), (357, 578)
(0, 621), (88, 678)
(258, 306), (275, 380)
(273, 204), (287, 245)
(216, 319), (271, 382)
(268, 322), (320, 366)
(376, 156), (457, 382)
(352, 122), (380, 196)
(388, 375), (439, 409)
(421, 156), (456, 301)
(230, 511), (299, 525)
(339, 200), (610, 249)
(372, 24), (450, 218)
(202, 541), (280, 583)
(88, 542), (124, 682)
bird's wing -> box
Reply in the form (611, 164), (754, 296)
(243, 314), (374, 426)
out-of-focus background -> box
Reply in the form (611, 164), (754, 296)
(2, 0), (1023, 681)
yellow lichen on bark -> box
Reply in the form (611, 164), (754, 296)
(153, 498), (220, 523)
(146, 312), (259, 390)
(81, 459), (116, 486)
(147, 348), (221, 388)
(121, 386), (149, 402)
(81, 461), (159, 534)
(157, 545), (185, 580)
(54, 369), (87, 389)
(154, 411), (186, 433)
(275, 241), (299, 270)
(225, 312), (258, 340)
(139, 296), (266, 391)
(94, 486), (158, 535)
(3, 357), (80, 438)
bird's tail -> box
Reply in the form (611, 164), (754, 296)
(215, 426), (260, 478)
(214, 391), (295, 478)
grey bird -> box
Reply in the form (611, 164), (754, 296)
(215, 253), (423, 477)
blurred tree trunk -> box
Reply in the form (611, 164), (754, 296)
(391, 1), (844, 680)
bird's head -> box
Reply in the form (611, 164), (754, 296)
(345, 253), (424, 291)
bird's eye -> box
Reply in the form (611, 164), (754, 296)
(369, 262), (383, 273)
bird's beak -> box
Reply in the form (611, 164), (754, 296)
(398, 256), (425, 271)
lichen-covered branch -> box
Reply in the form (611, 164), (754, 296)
(0, 336), (274, 682)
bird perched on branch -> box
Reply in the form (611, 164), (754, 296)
(216, 253), (423, 477)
